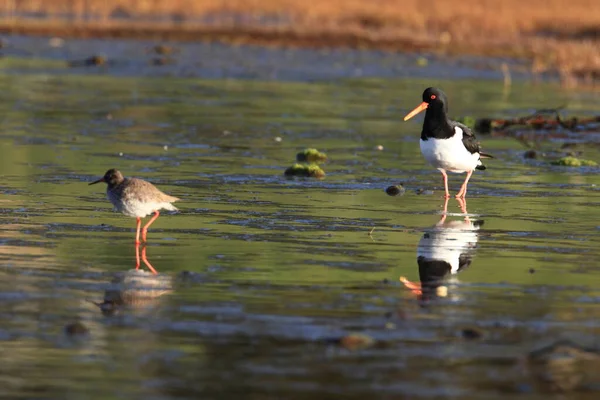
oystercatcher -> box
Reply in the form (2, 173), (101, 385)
(404, 87), (492, 198)
(89, 169), (179, 244)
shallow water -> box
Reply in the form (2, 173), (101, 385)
(2, 36), (600, 399)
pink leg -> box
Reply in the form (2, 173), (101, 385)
(438, 197), (450, 225)
(135, 217), (142, 245)
(455, 170), (474, 199)
(440, 170), (450, 198)
(141, 246), (158, 275)
(142, 211), (160, 242)
(135, 242), (141, 270)
(456, 197), (469, 215)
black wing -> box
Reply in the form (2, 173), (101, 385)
(453, 121), (481, 155)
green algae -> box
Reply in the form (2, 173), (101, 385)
(551, 157), (598, 167)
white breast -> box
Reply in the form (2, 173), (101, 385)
(417, 220), (480, 273)
(107, 189), (177, 218)
(420, 127), (480, 173)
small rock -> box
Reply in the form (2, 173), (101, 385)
(436, 286), (448, 297)
(339, 333), (375, 350)
(527, 340), (600, 393)
(65, 322), (89, 336)
(524, 150), (537, 159)
(439, 31), (452, 44)
(415, 188), (434, 195)
(385, 185), (405, 196)
(416, 57), (428, 67)
(49, 37), (65, 48)
(461, 327), (483, 340)
(149, 44), (178, 55)
(150, 57), (175, 66)
(67, 55), (106, 67)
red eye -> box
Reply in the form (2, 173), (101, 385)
(430, 94), (436, 100)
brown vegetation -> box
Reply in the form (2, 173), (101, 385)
(0, 0), (599, 85)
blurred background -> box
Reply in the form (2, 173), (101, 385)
(0, 0), (598, 86)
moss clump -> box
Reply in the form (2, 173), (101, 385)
(284, 163), (325, 178)
(455, 116), (476, 131)
(551, 156), (597, 167)
(296, 148), (327, 163)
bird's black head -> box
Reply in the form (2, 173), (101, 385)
(404, 87), (449, 122)
(422, 87), (447, 109)
(89, 168), (125, 187)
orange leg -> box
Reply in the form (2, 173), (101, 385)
(399, 276), (422, 296)
(141, 246), (158, 275)
(437, 197), (450, 225)
(440, 169), (450, 198)
(135, 241), (141, 270)
(135, 217), (142, 245)
(142, 211), (160, 242)
(456, 170), (474, 199)
(456, 197), (469, 216)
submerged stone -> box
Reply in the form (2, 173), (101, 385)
(67, 55), (106, 67)
(385, 185), (405, 196)
(527, 340), (600, 393)
(524, 150), (538, 159)
(339, 333), (375, 350)
(64, 321), (89, 336)
(461, 327), (483, 340)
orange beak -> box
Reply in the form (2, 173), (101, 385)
(403, 101), (428, 121)
(89, 177), (105, 185)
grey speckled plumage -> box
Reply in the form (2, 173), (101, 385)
(107, 176), (180, 217)
(91, 169), (179, 218)
(89, 169), (180, 244)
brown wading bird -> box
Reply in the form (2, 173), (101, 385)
(89, 169), (179, 245)
(404, 87), (493, 199)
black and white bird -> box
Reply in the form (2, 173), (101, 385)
(403, 87), (493, 198)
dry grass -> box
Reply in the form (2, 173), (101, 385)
(1, 0), (599, 85)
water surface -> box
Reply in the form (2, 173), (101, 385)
(1, 36), (600, 399)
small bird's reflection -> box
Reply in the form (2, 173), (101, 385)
(400, 198), (483, 303)
(136, 243), (157, 274)
(91, 246), (172, 316)
(93, 270), (173, 316)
